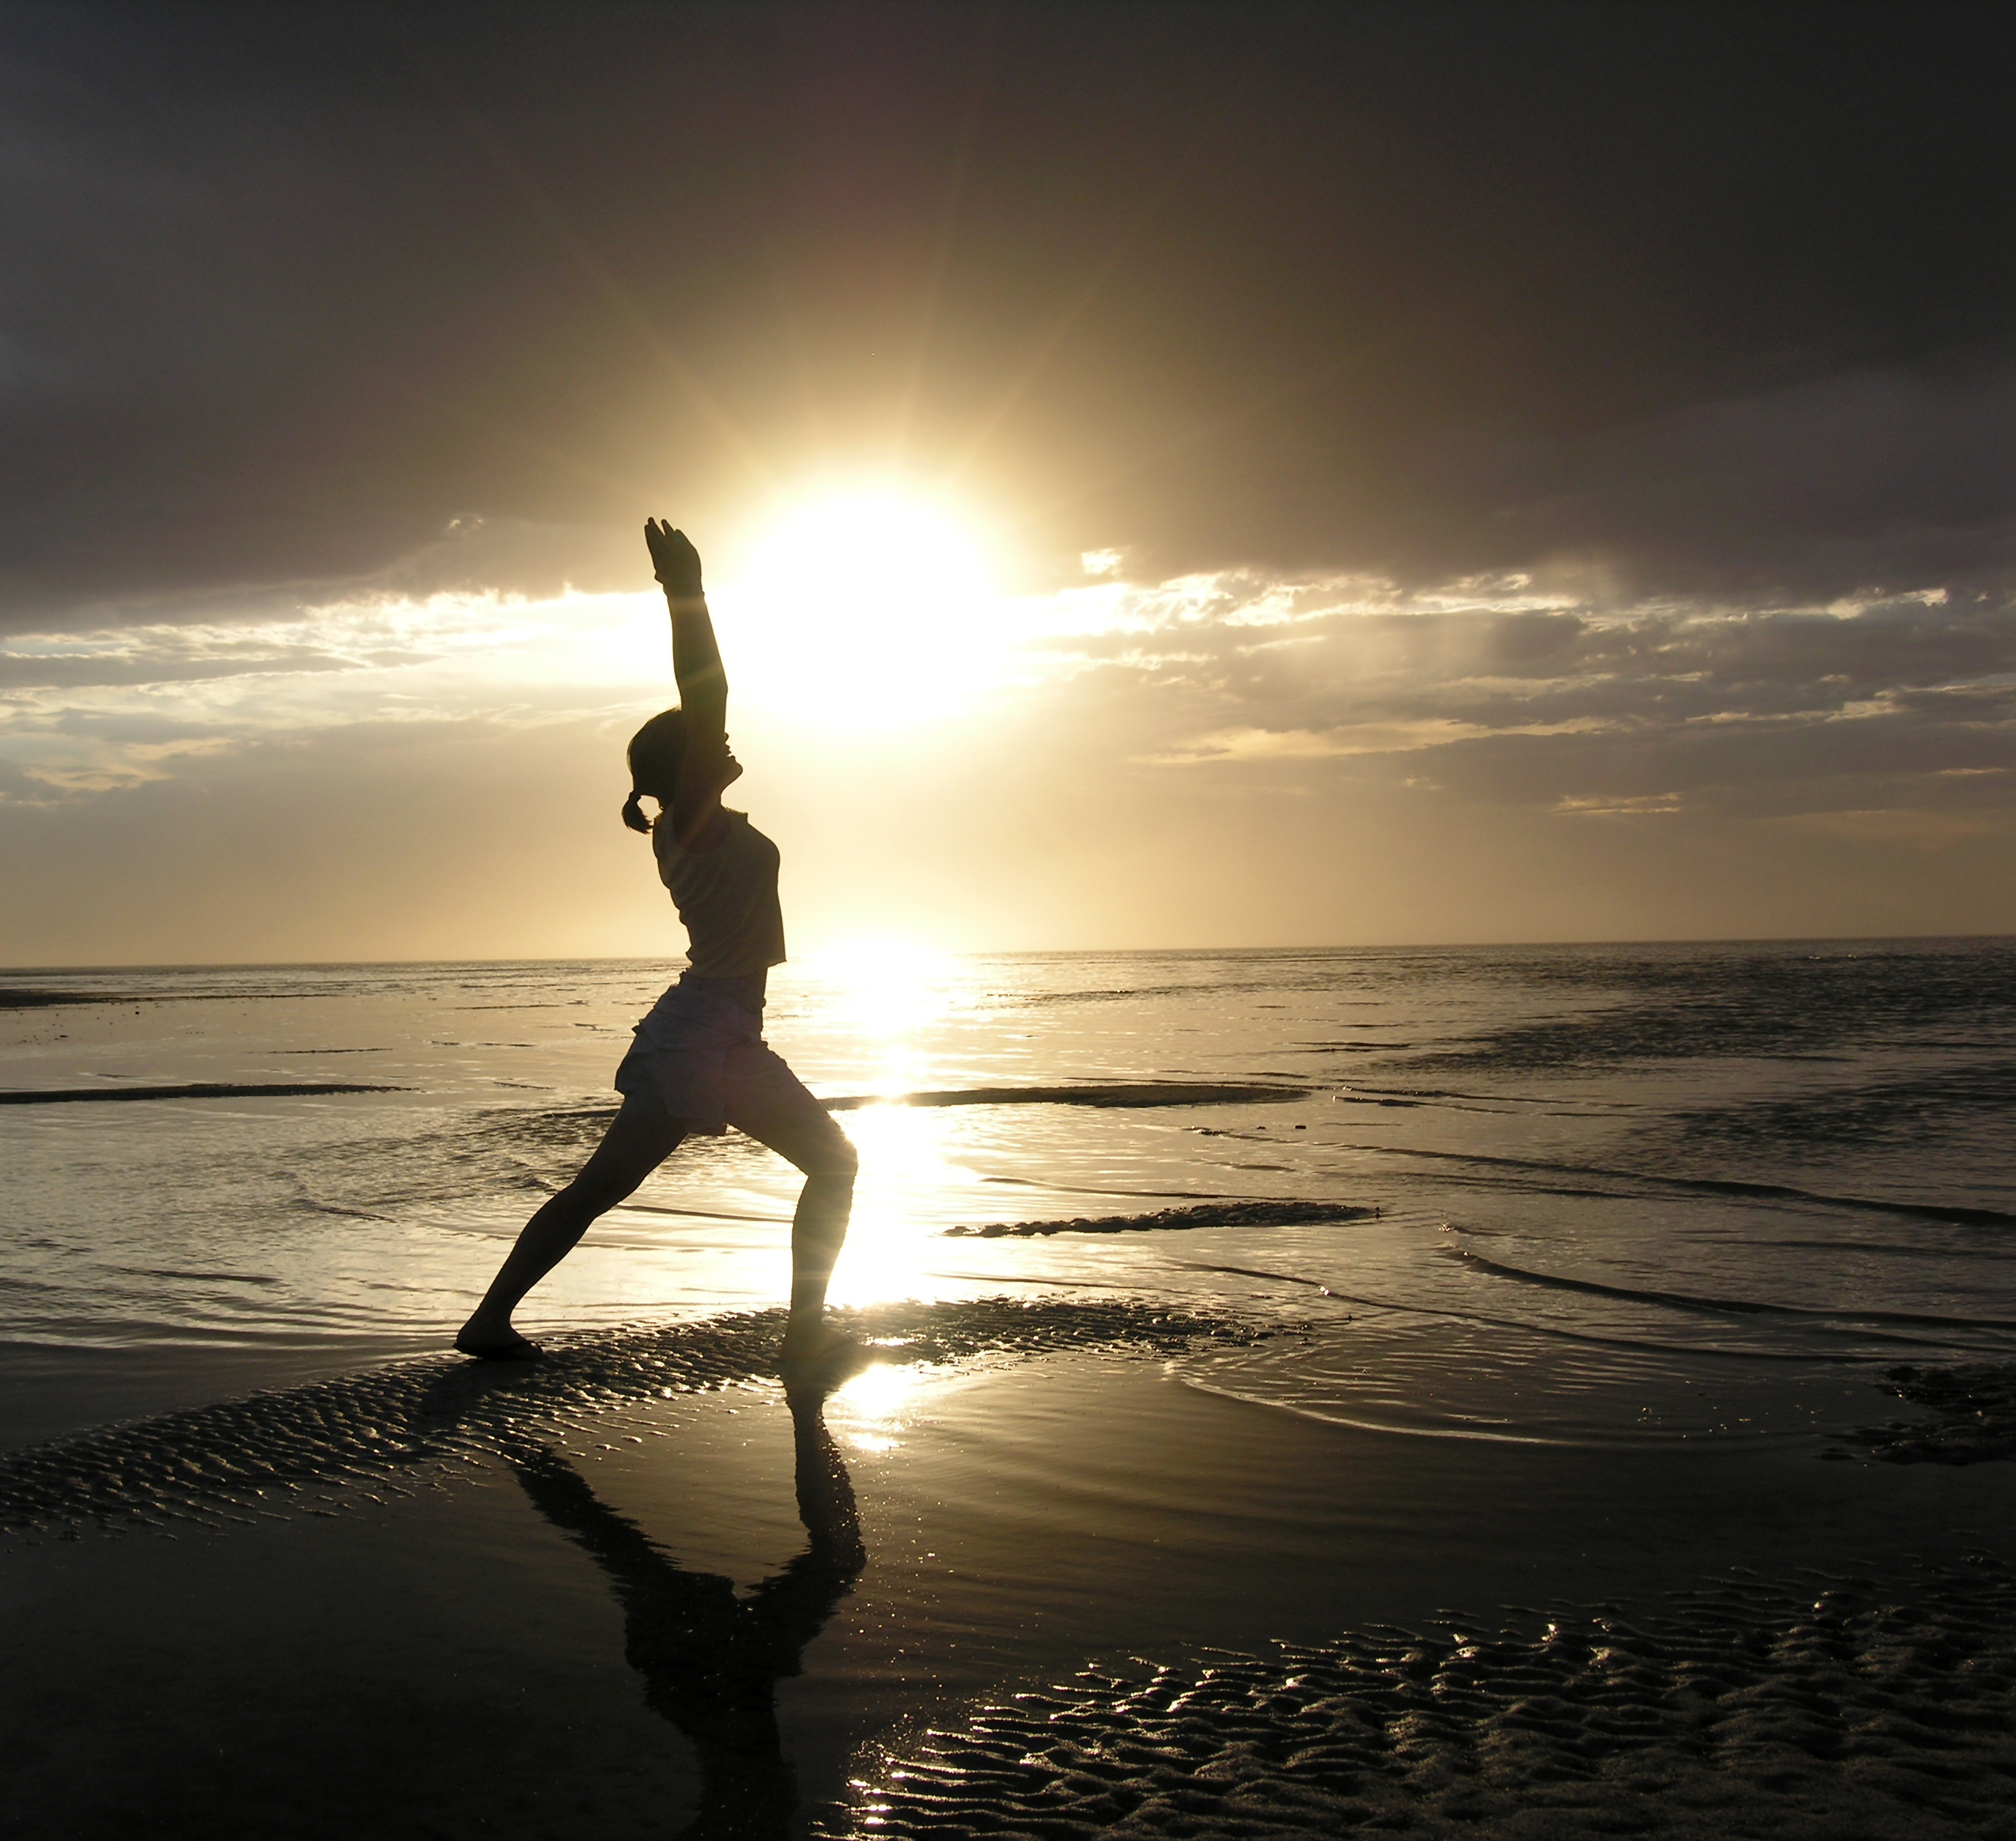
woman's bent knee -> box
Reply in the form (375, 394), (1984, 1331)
(790, 1117), (858, 1182)
(806, 1146), (858, 1184)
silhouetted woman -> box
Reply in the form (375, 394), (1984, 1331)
(457, 521), (858, 1375)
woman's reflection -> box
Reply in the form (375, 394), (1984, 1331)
(506, 1388), (865, 1839)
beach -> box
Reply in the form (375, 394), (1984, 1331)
(7, 1310), (2016, 1837)
(11, 3), (2014, 1827)
(5, 945), (2016, 1835)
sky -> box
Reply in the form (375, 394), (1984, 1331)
(3, 1), (2014, 964)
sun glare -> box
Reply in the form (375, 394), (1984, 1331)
(826, 1359), (925, 1453)
(817, 936), (955, 1039)
(713, 484), (1003, 731)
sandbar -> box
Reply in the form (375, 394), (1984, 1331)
(0, 1081), (409, 1105)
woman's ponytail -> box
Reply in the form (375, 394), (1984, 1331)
(624, 708), (685, 835)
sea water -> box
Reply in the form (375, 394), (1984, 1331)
(3, 940), (2013, 1452)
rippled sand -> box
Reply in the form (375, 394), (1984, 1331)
(838, 1570), (2016, 1839)
(5, 1303), (2014, 1838)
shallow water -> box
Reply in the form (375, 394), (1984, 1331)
(4, 939), (2014, 1451)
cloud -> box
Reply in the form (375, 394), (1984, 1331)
(8, 562), (2011, 836)
(5, 556), (2013, 962)
(1028, 566), (2016, 742)
(1553, 793), (1685, 819)
(3, 8), (2013, 634)
(0, 587), (670, 802)
(1766, 807), (2010, 847)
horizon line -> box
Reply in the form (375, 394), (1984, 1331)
(3, 930), (2012, 979)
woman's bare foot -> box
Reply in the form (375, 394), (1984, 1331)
(454, 1320), (545, 1361)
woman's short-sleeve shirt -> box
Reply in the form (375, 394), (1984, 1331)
(651, 811), (786, 977)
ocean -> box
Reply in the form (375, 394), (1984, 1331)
(6, 937), (2013, 1456)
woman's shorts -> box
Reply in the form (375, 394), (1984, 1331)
(612, 978), (815, 1136)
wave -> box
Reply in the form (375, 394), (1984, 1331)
(261, 1047), (395, 1055)
(1447, 1246), (2016, 1333)
(1006, 976), (1316, 1008)
(1338, 1139), (2016, 1227)
(979, 1177), (1249, 1200)
(1399, 942), (2016, 1073)
(486, 1084), (1312, 1150)
(0, 984), (305, 1009)
(1170, 1261), (1869, 1362)
(1669, 1058), (2016, 1153)
(1337, 1081), (1636, 1109)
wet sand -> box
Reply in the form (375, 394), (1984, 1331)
(4, 1306), (2014, 1838)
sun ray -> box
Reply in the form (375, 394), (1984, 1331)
(945, 22), (1292, 485)
(894, 8), (1003, 463)
(396, 33), (779, 490)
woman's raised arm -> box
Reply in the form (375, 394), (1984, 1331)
(644, 519), (731, 842)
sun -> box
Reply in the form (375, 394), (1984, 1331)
(711, 483), (1003, 732)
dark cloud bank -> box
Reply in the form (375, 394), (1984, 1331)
(3, 1), (2013, 623)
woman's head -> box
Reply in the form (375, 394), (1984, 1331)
(621, 708), (687, 833)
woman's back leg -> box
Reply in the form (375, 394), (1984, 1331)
(456, 1093), (685, 1357)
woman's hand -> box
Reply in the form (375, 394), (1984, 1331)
(645, 519), (704, 599)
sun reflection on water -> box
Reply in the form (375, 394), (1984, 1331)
(828, 1357), (925, 1453)
(828, 1100), (976, 1308)
(815, 937), (956, 1041)
(803, 938), (980, 1304)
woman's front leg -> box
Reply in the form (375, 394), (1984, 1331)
(456, 1094), (684, 1357)
(730, 1080), (860, 1372)
(785, 1167), (857, 1338)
